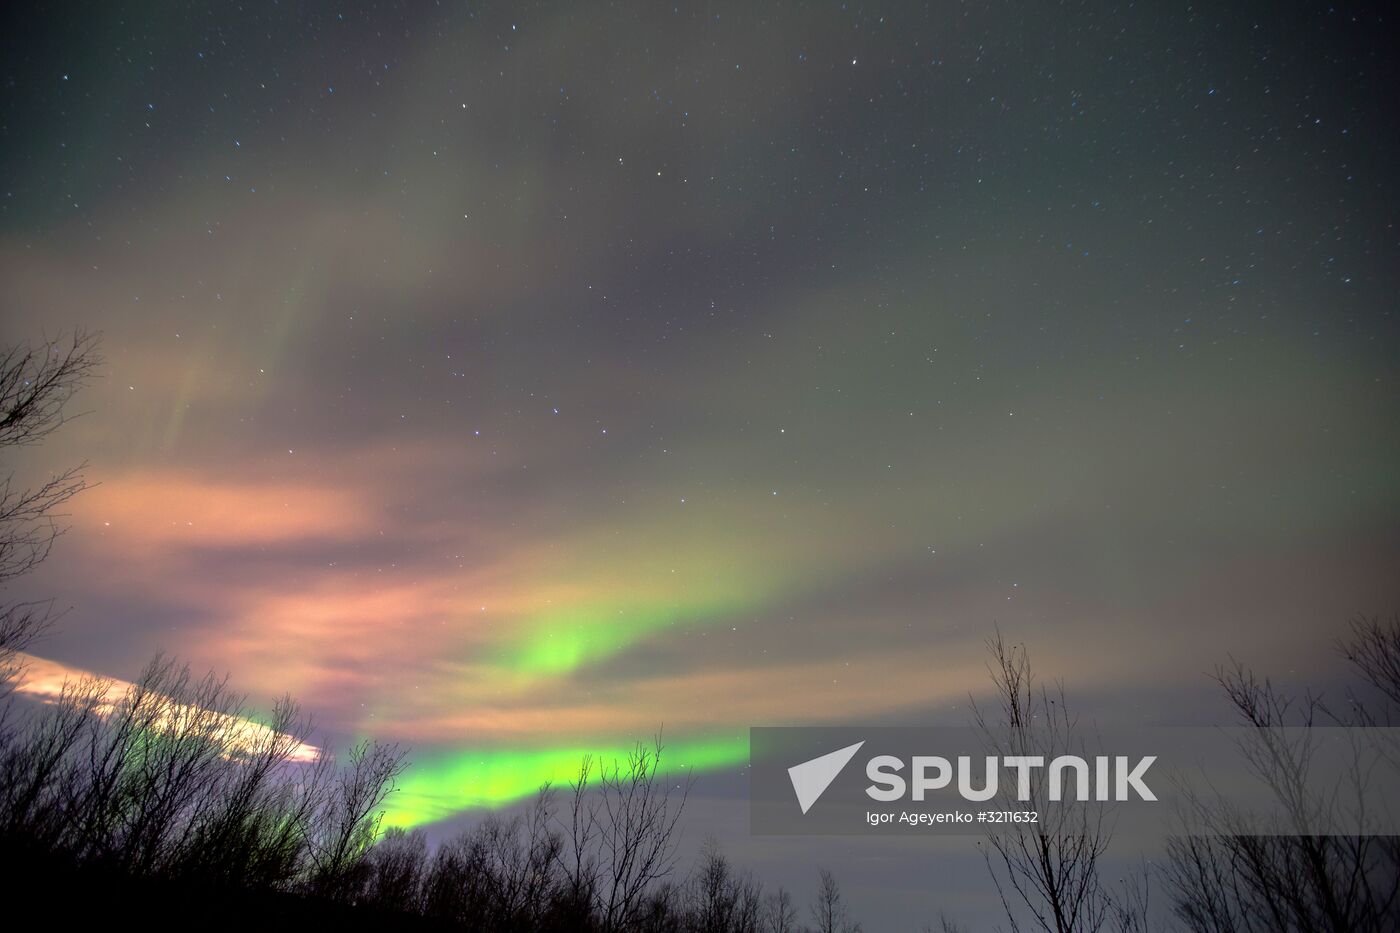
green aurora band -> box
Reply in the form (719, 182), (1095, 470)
(382, 734), (749, 829)
(378, 550), (777, 828)
(501, 597), (753, 676)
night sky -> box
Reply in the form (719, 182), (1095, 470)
(4, 1), (1399, 925)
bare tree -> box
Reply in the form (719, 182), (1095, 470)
(686, 837), (763, 933)
(306, 737), (408, 899)
(364, 826), (428, 913)
(560, 753), (603, 922)
(563, 737), (693, 933)
(457, 789), (568, 931)
(421, 825), (493, 923)
(972, 631), (1129, 933)
(1164, 616), (1400, 933)
(0, 331), (100, 685)
(1340, 613), (1400, 715)
(633, 882), (682, 933)
(765, 886), (798, 933)
(809, 867), (859, 933)
(410, 752), (695, 932)
(174, 693), (318, 888)
(0, 673), (106, 849)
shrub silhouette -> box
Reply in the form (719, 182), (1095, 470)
(0, 654), (405, 892)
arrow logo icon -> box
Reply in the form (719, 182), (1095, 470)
(787, 741), (865, 814)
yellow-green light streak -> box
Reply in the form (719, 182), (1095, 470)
(501, 596), (749, 676)
(382, 734), (748, 829)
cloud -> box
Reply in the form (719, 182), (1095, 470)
(8, 652), (320, 763)
(78, 470), (375, 547)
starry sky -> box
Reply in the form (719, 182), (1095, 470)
(3, 1), (1399, 924)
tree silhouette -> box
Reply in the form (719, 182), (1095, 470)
(1164, 615), (1400, 933)
(0, 331), (100, 687)
(972, 631), (1134, 933)
(810, 867), (859, 933)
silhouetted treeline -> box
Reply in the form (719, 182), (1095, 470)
(4, 621), (1399, 932)
(353, 779), (857, 933)
(0, 655), (406, 897)
(0, 664), (856, 932)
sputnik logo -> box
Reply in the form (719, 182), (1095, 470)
(788, 741), (865, 814)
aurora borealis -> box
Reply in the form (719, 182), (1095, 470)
(3, 1), (1399, 923)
